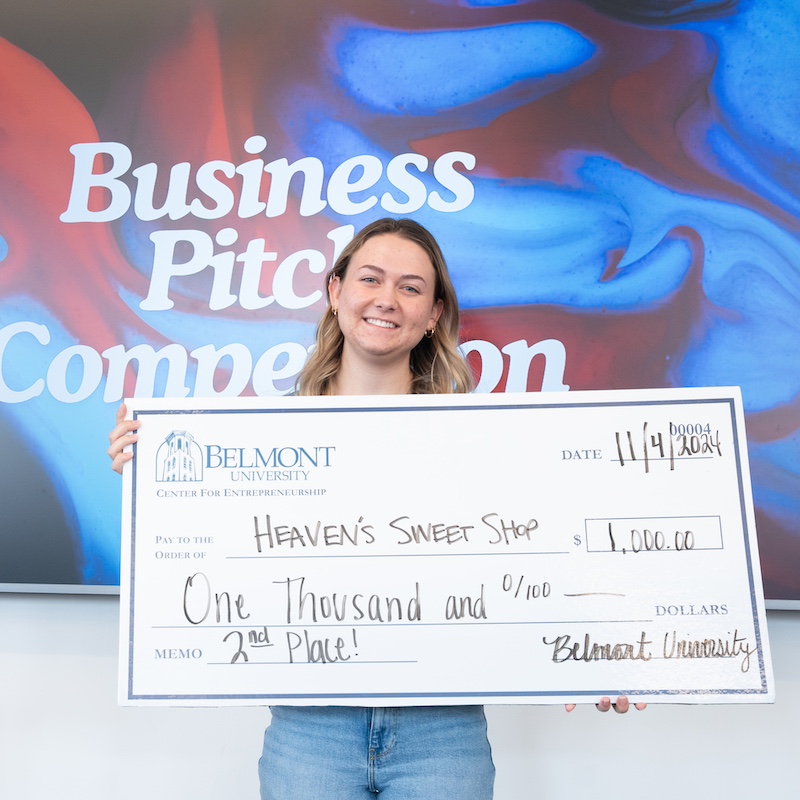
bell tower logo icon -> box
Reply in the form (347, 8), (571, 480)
(155, 430), (203, 482)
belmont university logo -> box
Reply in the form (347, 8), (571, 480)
(156, 430), (203, 483)
(154, 429), (335, 484)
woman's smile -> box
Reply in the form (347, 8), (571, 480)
(364, 317), (398, 329)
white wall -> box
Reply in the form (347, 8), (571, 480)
(1, 593), (796, 800)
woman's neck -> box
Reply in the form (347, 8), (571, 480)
(331, 351), (413, 396)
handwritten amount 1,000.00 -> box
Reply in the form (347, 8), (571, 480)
(607, 522), (695, 555)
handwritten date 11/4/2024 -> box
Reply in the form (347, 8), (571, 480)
(615, 422), (722, 472)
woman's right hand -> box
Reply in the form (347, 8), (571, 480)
(108, 403), (140, 475)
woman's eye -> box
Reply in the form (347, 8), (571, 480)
(402, 285), (421, 294)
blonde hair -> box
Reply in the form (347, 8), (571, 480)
(297, 218), (474, 396)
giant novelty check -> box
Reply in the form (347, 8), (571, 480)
(119, 388), (774, 705)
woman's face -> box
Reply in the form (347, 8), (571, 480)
(328, 233), (443, 366)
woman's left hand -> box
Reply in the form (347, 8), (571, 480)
(565, 696), (647, 713)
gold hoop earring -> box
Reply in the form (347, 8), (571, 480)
(424, 327), (435, 339)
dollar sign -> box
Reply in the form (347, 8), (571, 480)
(573, 534), (582, 547)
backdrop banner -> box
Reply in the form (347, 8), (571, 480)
(1, 1), (798, 604)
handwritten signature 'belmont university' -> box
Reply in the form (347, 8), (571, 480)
(543, 629), (757, 673)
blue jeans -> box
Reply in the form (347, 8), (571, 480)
(259, 705), (495, 799)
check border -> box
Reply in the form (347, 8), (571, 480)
(120, 389), (774, 705)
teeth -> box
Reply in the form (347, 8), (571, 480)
(366, 318), (397, 329)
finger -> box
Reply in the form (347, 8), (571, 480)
(108, 420), (138, 444)
(110, 449), (135, 475)
(595, 697), (612, 712)
(613, 696), (630, 714)
(107, 429), (139, 461)
(108, 403), (129, 443)
(634, 702), (647, 711)
(564, 704), (576, 712)
(108, 408), (140, 447)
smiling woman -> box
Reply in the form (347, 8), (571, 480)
(297, 217), (474, 397)
(107, 216), (643, 799)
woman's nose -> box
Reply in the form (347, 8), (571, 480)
(374, 285), (397, 309)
